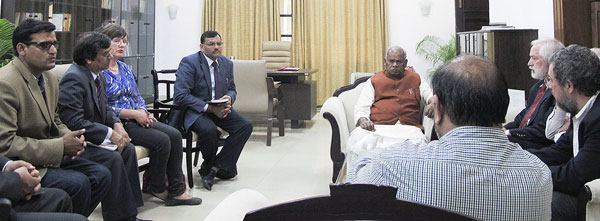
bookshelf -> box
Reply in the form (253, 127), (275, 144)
(456, 29), (538, 98)
(1, 0), (155, 103)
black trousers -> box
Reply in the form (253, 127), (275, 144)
(12, 188), (88, 221)
(41, 156), (111, 217)
(80, 144), (142, 221)
(125, 121), (185, 198)
(190, 109), (253, 175)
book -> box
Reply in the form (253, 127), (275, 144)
(208, 99), (229, 104)
(278, 67), (300, 71)
(86, 141), (117, 151)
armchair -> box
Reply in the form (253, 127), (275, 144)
(151, 69), (226, 188)
(578, 179), (600, 220)
(232, 60), (285, 146)
(262, 41), (292, 70)
(320, 75), (434, 182)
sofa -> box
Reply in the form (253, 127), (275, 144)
(320, 75), (433, 182)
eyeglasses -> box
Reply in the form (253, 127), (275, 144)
(111, 38), (128, 46)
(544, 76), (554, 88)
(204, 42), (223, 47)
(24, 41), (60, 50)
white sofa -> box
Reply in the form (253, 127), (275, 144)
(320, 75), (433, 182)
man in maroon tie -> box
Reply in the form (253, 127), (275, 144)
(503, 39), (564, 149)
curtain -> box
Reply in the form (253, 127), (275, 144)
(203, 0), (281, 60)
(292, 0), (388, 105)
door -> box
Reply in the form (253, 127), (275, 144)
(455, 0), (489, 32)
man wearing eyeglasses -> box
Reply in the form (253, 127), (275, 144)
(0, 19), (111, 218)
(58, 31), (146, 221)
(503, 39), (564, 150)
(174, 30), (253, 191)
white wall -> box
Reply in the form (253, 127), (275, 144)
(489, 0), (554, 39)
(155, 0), (203, 70)
(387, 0), (456, 81)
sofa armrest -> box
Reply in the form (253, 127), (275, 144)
(321, 97), (350, 182)
(578, 179), (600, 221)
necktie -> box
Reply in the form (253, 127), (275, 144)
(95, 77), (103, 105)
(519, 84), (547, 128)
(212, 62), (222, 98)
(38, 75), (46, 101)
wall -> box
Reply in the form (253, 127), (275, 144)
(489, 0), (554, 39)
(387, 0), (456, 81)
(155, 0), (203, 70)
(153, 0), (554, 87)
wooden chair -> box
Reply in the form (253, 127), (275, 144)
(244, 184), (477, 220)
(151, 69), (225, 188)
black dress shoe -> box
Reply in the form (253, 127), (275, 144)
(201, 167), (218, 191)
(216, 169), (237, 180)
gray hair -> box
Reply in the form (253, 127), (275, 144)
(385, 46), (406, 59)
(531, 39), (564, 62)
(550, 45), (600, 96)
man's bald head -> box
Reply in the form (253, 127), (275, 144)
(432, 55), (509, 127)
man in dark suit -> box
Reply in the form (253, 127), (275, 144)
(0, 19), (110, 217)
(0, 155), (87, 221)
(530, 45), (600, 220)
(503, 39), (564, 149)
(58, 32), (144, 221)
(174, 30), (253, 191)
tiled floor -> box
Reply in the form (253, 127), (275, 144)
(89, 115), (333, 221)
(88, 89), (526, 221)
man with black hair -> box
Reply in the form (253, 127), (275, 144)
(0, 18), (110, 217)
(348, 55), (552, 220)
(174, 30), (253, 191)
(530, 45), (600, 220)
(58, 31), (145, 221)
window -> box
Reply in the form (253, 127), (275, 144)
(280, 0), (292, 42)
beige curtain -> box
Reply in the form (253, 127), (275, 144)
(203, 0), (281, 60)
(292, 0), (388, 105)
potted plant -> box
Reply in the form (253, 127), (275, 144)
(415, 35), (456, 77)
(0, 18), (15, 67)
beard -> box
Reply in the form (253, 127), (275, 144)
(530, 67), (546, 80)
(556, 97), (579, 115)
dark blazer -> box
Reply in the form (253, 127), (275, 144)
(58, 64), (120, 144)
(0, 156), (23, 202)
(504, 80), (555, 143)
(173, 51), (236, 130)
(530, 97), (600, 195)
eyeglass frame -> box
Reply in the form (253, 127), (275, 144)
(23, 41), (60, 51)
(111, 38), (128, 46)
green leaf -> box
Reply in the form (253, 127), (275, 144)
(0, 19), (15, 67)
(415, 35), (456, 77)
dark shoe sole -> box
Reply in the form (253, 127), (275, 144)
(166, 197), (202, 206)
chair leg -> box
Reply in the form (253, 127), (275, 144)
(277, 105), (285, 136)
(185, 138), (194, 188)
(267, 118), (273, 146)
(193, 150), (200, 167)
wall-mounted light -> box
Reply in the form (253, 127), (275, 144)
(419, 0), (431, 17)
(168, 4), (179, 20)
